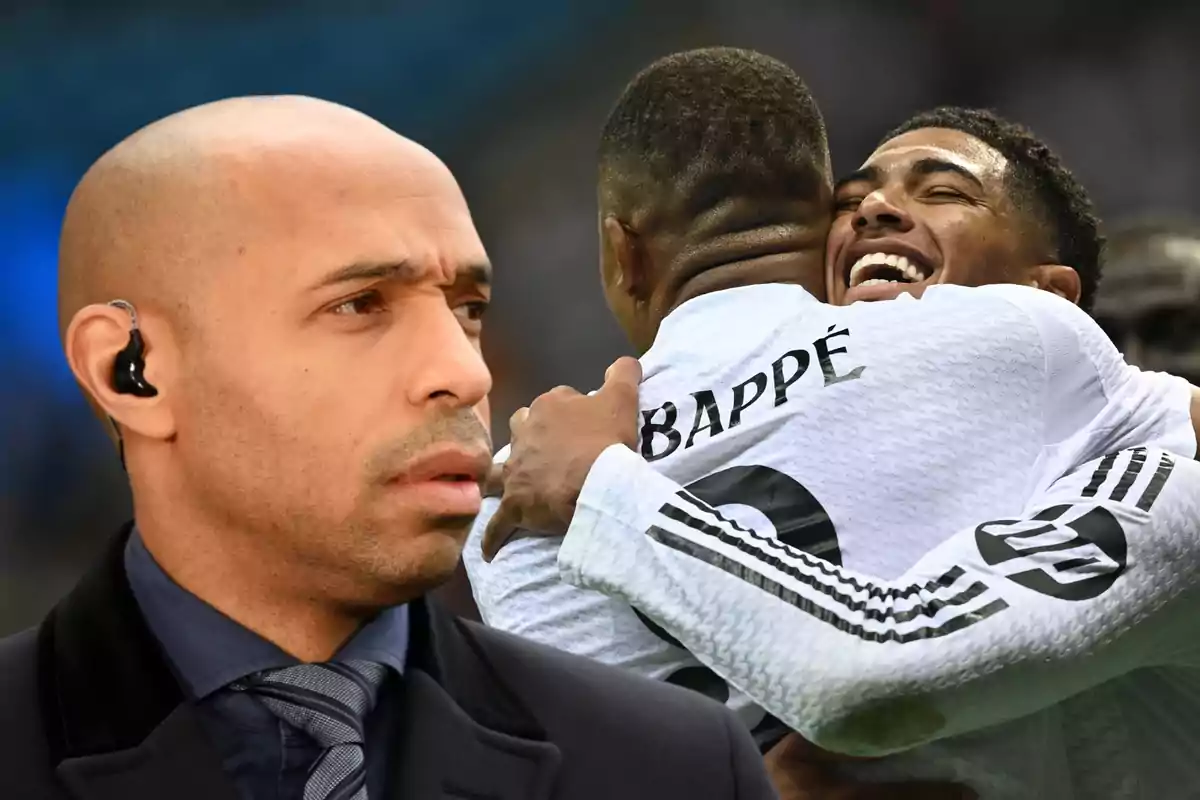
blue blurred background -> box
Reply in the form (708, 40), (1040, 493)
(4, 0), (1200, 633)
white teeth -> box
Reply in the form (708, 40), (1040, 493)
(848, 253), (884, 286)
(848, 251), (929, 287)
(857, 277), (898, 287)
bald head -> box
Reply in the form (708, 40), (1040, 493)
(60, 95), (494, 633)
(58, 96), (454, 340)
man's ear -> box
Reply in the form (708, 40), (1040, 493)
(1028, 264), (1082, 306)
(64, 302), (177, 443)
(601, 214), (650, 301)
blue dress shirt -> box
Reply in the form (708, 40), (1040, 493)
(125, 532), (408, 800)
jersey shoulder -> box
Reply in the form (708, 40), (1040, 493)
(924, 283), (1122, 388)
(927, 283), (1107, 349)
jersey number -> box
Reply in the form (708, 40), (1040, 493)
(975, 503), (1127, 601)
(633, 464), (839, 749)
(686, 464), (842, 565)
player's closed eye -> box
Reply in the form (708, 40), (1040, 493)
(834, 196), (863, 214)
(924, 187), (969, 201)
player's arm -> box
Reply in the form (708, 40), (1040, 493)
(465, 490), (714, 681)
(466, 449), (759, 720)
(469, 459), (796, 753)
(558, 444), (1200, 757)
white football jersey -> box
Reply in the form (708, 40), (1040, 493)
(465, 283), (1198, 799)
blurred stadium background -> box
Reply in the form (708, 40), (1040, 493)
(4, 0), (1199, 634)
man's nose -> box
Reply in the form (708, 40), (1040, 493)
(854, 189), (914, 234)
(406, 305), (493, 410)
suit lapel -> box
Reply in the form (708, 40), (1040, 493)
(38, 525), (239, 800)
(390, 670), (560, 800)
(55, 706), (238, 800)
(391, 601), (560, 800)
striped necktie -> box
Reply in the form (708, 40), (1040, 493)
(234, 660), (388, 800)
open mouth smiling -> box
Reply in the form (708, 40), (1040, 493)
(838, 240), (940, 304)
(847, 251), (934, 288)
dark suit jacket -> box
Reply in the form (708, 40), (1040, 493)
(0, 525), (777, 800)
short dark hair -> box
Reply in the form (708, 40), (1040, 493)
(884, 107), (1103, 312)
(598, 47), (829, 224)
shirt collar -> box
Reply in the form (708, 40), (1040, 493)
(124, 529), (408, 700)
(653, 283), (820, 343)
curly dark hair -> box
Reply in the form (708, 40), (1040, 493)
(598, 47), (829, 222)
(884, 107), (1104, 312)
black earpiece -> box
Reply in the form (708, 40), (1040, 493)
(108, 299), (158, 398)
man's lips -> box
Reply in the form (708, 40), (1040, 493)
(389, 446), (492, 487)
(842, 279), (933, 304)
(385, 446), (493, 516)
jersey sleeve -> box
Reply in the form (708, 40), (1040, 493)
(990, 285), (1197, 461)
(462, 449), (731, 692)
(463, 450), (790, 749)
(464, 496), (708, 679)
(558, 443), (1200, 756)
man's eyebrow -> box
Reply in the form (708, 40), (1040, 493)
(312, 260), (492, 290)
(460, 263), (492, 286)
(312, 260), (420, 289)
(911, 157), (985, 190)
(834, 165), (880, 193)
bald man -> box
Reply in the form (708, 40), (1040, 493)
(0, 97), (776, 800)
